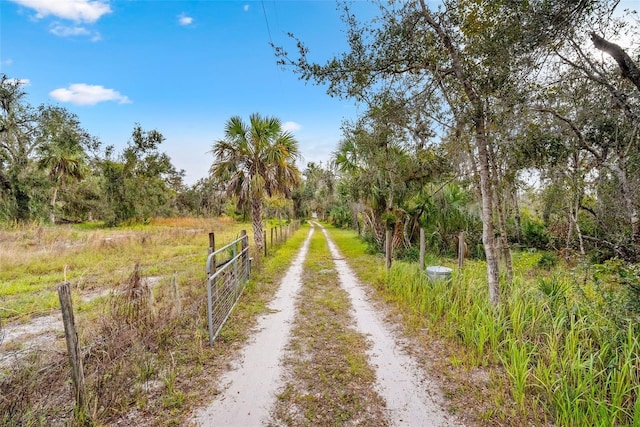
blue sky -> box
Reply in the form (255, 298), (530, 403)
(0, 0), (377, 185)
(2, 1), (638, 186)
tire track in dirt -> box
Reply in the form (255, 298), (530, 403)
(270, 223), (388, 426)
(317, 223), (463, 426)
(192, 227), (315, 427)
(193, 223), (461, 426)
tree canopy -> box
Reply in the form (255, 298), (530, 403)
(210, 113), (301, 249)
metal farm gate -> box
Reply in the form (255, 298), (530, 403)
(205, 231), (250, 344)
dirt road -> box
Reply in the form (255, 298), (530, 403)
(193, 223), (461, 426)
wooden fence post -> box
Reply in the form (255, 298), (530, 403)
(208, 232), (216, 274)
(385, 230), (392, 271)
(458, 231), (466, 269)
(58, 283), (87, 417)
(240, 230), (249, 279)
(171, 273), (181, 315)
(263, 230), (267, 257)
(420, 228), (426, 272)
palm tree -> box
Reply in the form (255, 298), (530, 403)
(211, 114), (301, 250)
(38, 142), (86, 223)
(36, 107), (88, 223)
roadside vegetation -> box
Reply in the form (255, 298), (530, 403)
(328, 225), (640, 426)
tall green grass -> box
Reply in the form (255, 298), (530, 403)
(328, 225), (640, 426)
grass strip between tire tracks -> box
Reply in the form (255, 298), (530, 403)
(270, 225), (388, 426)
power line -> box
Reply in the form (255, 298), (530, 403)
(262, 0), (284, 87)
(261, 0), (274, 48)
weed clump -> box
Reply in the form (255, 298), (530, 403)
(0, 262), (207, 425)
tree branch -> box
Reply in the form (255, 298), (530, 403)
(590, 32), (640, 93)
(532, 106), (603, 161)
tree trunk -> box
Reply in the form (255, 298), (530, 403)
(512, 186), (522, 244)
(573, 197), (585, 257)
(251, 196), (264, 251)
(565, 190), (585, 261)
(419, 0), (501, 304)
(610, 161), (639, 253)
(50, 186), (59, 224)
(489, 140), (513, 286)
(590, 33), (640, 93)
(476, 116), (501, 305)
(496, 201), (513, 286)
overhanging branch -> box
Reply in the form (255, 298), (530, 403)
(590, 32), (640, 93)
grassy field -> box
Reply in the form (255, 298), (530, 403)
(0, 217), (305, 426)
(0, 217), (248, 323)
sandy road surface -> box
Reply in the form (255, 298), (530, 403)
(193, 223), (461, 426)
(318, 223), (460, 426)
(193, 227), (315, 426)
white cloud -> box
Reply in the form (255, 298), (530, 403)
(1, 58), (14, 66)
(49, 83), (131, 106)
(10, 0), (111, 23)
(243, 5), (250, 12)
(6, 78), (30, 86)
(50, 23), (89, 36)
(49, 23), (102, 40)
(178, 13), (193, 26)
(282, 121), (302, 132)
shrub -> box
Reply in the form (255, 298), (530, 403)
(396, 245), (420, 262)
(360, 232), (381, 255)
(537, 252), (558, 270)
(521, 216), (549, 249)
(329, 206), (352, 229)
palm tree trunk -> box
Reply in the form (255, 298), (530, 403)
(251, 197), (264, 251)
(50, 186), (59, 224)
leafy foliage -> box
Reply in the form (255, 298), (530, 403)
(99, 125), (183, 226)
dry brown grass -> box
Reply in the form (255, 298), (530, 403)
(1, 254), (211, 425)
(0, 217), (246, 323)
(0, 217), (306, 426)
